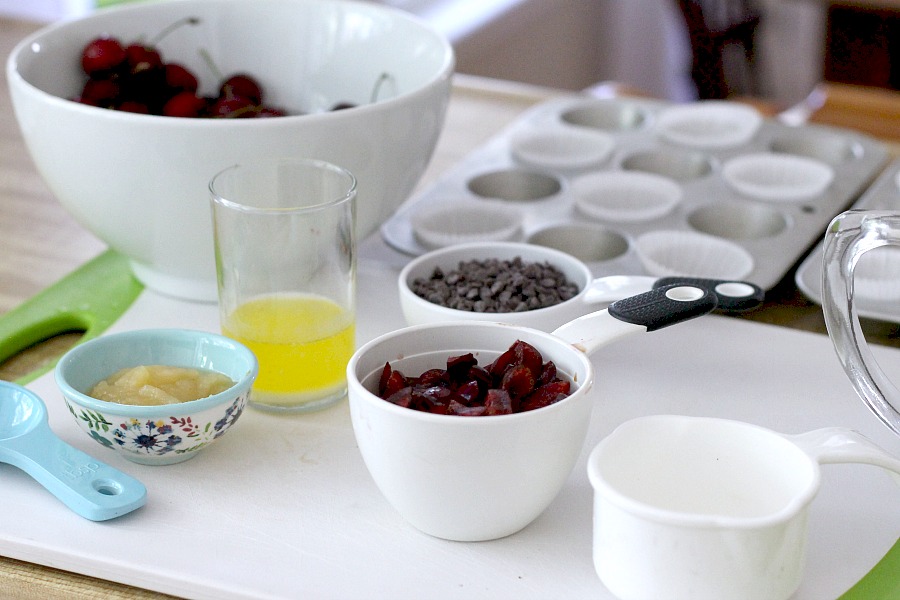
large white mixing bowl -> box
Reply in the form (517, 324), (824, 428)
(7, 0), (454, 300)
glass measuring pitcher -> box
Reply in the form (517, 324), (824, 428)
(822, 209), (900, 436)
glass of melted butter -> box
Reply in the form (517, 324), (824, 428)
(209, 158), (357, 413)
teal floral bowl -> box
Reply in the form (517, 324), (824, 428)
(55, 329), (258, 466)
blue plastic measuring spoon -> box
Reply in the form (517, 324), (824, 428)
(0, 381), (146, 521)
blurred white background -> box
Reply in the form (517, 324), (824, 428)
(0, 0), (831, 106)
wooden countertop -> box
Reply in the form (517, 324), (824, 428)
(1, 14), (900, 599)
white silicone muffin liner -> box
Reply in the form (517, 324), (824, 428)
(382, 97), (889, 291)
(410, 201), (523, 250)
(795, 159), (900, 322)
(854, 246), (900, 301)
(572, 171), (683, 223)
(722, 153), (835, 202)
(635, 230), (754, 280)
(510, 126), (615, 171)
(656, 101), (763, 148)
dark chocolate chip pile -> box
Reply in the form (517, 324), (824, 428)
(411, 256), (580, 313)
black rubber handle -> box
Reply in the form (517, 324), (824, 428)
(653, 277), (764, 313)
(609, 284), (718, 331)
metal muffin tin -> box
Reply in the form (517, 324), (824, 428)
(381, 96), (889, 290)
(796, 158), (900, 322)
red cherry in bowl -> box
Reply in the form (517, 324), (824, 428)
(164, 63), (199, 93)
(220, 74), (262, 104)
(125, 43), (163, 74)
(163, 92), (208, 118)
(209, 95), (256, 118)
(81, 37), (127, 75)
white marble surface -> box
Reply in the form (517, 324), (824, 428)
(1, 235), (899, 599)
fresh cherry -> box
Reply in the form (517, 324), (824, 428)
(163, 91), (208, 117)
(220, 74), (262, 104)
(253, 106), (287, 118)
(117, 100), (150, 114)
(80, 78), (120, 105)
(164, 63), (199, 93)
(81, 37), (127, 75)
(125, 43), (163, 74)
(209, 95), (256, 118)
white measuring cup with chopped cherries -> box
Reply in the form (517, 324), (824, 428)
(348, 280), (723, 542)
(398, 241), (763, 331)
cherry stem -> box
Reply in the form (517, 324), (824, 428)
(198, 47), (224, 82)
(149, 16), (201, 47)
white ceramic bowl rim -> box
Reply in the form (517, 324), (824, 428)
(8, 0), (454, 121)
(55, 328), (258, 417)
(399, 241), (594, 319)
(348, 320), (594, 424)
(587, 416), (821, 529)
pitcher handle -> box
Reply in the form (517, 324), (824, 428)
(822, 210), (900, 437)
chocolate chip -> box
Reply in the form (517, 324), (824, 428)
(411, 256), (579, 313)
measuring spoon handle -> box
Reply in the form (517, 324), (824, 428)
(3, 428), (146, 521)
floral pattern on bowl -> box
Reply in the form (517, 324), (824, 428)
(65, 394), (248, 465)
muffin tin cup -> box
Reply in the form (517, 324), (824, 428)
(382, 96), (888, 290)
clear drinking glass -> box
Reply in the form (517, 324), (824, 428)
(210, 158), (357, 413)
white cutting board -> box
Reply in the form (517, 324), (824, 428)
(2, 238), (900, 599)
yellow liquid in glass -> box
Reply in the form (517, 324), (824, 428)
(222, 294), (355, 408)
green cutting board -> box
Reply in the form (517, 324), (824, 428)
(839, 536), (900, 599)
(0, 250), (143, 384)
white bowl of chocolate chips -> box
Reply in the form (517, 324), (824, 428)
(398, 241), (764, 331)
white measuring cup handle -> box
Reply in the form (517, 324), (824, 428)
(553, 284), (718, 355)
(788, 427), (900, 486)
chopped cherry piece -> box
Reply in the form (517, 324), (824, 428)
(484, 389), (513, 415)
(385, 387), (413, 408)
(500, 364), (536, 399)
(467, 365), (492, 388)
(513, 340), (543, 378)
(378, 363), (407, 398)
(416, 368), (447, 387)
(449, 400), (487, 417)
(375, 340), (572, 416)
(537, 361), (557, 387)
(454, 380), (482, 404)
(411, 385), (451, 412)
(520, 380), (571, 413)
(447, 353), (476, 381)
(487, 346), (517, 379)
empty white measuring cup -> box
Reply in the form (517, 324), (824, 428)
(587, 414), (900, 600)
